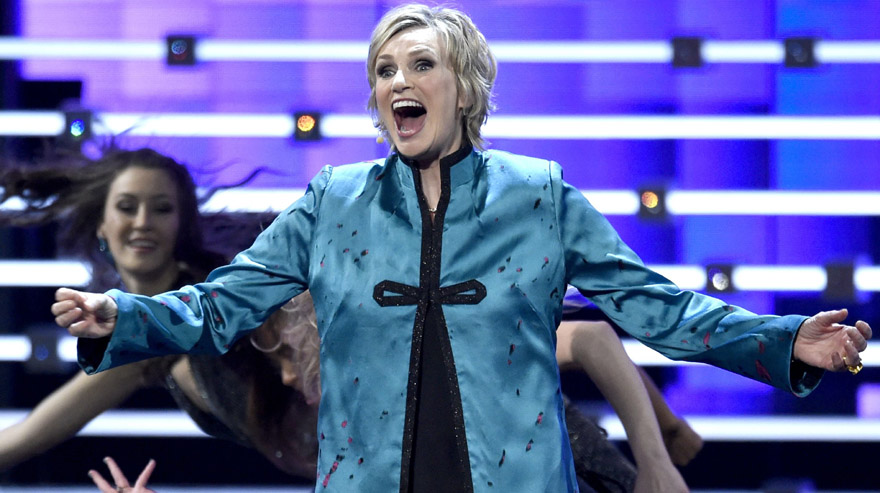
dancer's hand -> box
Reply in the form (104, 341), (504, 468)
(88, 457), (156, 493)
(52, 288), (118, 338)
(661, 416), (703, 466)
(634, 460), (689, 493)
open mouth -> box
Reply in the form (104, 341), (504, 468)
(392, 99), (427, 137)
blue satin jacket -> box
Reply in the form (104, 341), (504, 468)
(78, 146), (820, 492)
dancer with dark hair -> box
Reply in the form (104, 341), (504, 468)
(0, 148), (316, 478)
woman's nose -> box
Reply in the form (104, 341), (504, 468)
(133, 206), (152, 228)
(392, 69), (409, 92)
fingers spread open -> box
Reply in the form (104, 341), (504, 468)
(104, 456), (130, 488)
(134, 459), (157, 488)
(88, 470), (115, 493)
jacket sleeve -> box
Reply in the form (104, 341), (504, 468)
(549, 161), (822, 396)
(77, 166), (332, 374)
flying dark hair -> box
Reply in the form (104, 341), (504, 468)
(0, 147), (225, 288)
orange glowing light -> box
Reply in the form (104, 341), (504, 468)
(641, 191), (660, 209)
(297, 115), (317, 133)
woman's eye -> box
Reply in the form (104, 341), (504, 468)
(154, 204), (175, 214)
(116, 203), (136, 214)
(377, 66), (395, 78)
(415, 60), (433, 71)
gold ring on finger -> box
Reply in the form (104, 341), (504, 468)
(848, 362), (864, 375)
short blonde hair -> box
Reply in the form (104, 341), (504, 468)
(366, 3), (497, 151)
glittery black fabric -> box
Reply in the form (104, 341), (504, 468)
(377, 144), (477, 493)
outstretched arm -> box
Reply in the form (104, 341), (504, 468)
(556, 320), (688, 493)
(0, 360), (150, 471)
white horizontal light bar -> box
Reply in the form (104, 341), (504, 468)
(10, 187), (879, 218)
(581, 190), (640, 215)
(732, 265), (827, 291)
(80, 410), (208, 436)
(96, 113), (295, 138)
(0, 410), (208, 437)
(3, 38), (880, 64)
(200, 188), (306, 213)
(0, 38), (163, 60)
(622, 339), (880, 368)
(0, 260), (91, 287)
(482, 115), (880, 140)
(0, 409), (875, 442)
(620, 339), (703, 367)
(666, 190), (880, 216)
(599, 415), (880, 442)
(816, 41), (880, 63)
(701, 41), (785, 63)
(3, 112), (880, 141)
(490, 41), (672, 63)
(0, 111), (65, 136)
(9, 187), (880, 217)
(650, 265), (707, 290)
(57, 335), (78, 363)
(855, 266), (880, 291)
(319, 114), (379, 138)
(197, 188), (880, 217)
(0, 335), (31, 362)
(197, 40), (366, 61)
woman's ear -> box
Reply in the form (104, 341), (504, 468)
(96, 225), (108, 251)
(457, 86), (472, 113)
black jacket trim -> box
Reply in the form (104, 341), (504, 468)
(373, 279), (486, 307)
(382, 143), (477, 493)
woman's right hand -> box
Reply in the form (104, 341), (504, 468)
(52, 287), (118, 338)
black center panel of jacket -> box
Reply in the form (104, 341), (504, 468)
(373, 143), (478, 493)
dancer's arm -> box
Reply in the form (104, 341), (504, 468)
(636, 366), (703, 466)
(556, 320), (688, 493)
(0, 360), (150, 470)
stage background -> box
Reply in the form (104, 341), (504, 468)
(1, 0), (878, 491)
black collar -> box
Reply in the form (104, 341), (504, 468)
(397, 142), (473, 170)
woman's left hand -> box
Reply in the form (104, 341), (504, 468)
(88, 457), (156, 493)
(793, 309), (872, 371)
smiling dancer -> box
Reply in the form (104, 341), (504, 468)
(0, 148), (317, 478)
